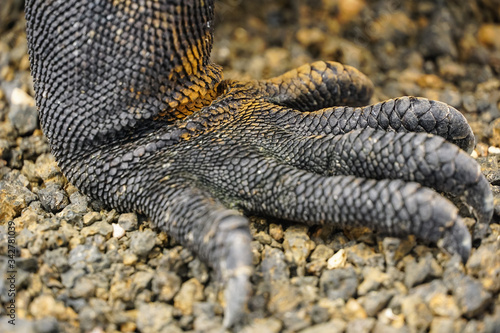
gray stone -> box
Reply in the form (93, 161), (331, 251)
(42, 248), (69, 272)
(310, 244), (334, 261)
(261, 246), (289, 282)
(70, 276), (96, 298)
(346, 318), (376, 333)
(309, 304), (329, 324)
(61, 268), (86, 289)
(357, 267), (388, 296)
(345, 243), (384, 268)
(78, 298), (110, 333)
(68, 244), (110, 271)
(0, 318), (35, 333)
(404, 253), (437, 288)
(9, 103), (38, 136)
(298, 319), (346, 333)
(131, 270), (154, 296)
(373, 322), (410, 333)
(254, 230), (273, 245)
(283, 224), (315, 268)
(16, 257), (38, 272)
(429, 318), (459, 333)
(56, 192), (89, 225)
(192, 302), (222, 332)
(484, 307), (500, 333)
(82, 211), (101, 226)
(466, 242), (500, 293)
(80, 221), (113, 238)
(34, 154), (65, 186)
(152, 269), (182, 302)
(34, 317), (59, 333)
(0, 173), (37, 220)
(452, 275), (492, 317)
(19, 135), (50, 161)
(38, 184), (69, 213)
(358, 290), (394, 317)
(319, 266), (358, 301)
(117, 212), (139, 231)
(21, 159), (42, 184)
(136, 302), (174, 333)
(412, 279), (448, 303)
(281, 310), (311, 332)
(174, 278), (204, 316)
(130, 229), (156, 257)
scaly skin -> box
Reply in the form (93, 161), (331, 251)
(25, 0), (493, 327)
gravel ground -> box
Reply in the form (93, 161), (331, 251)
(1, 0), (500, 332)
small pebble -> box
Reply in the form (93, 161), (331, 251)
(117, 212), (138, 231)
(136, 302), (174, 333)
(298, 319), (346, 333)
(319, 266), (358, 301)
(83, 211), (101, 226)
(488, 146), (500, 155)
(173, 278), (204, 316)
(130, 229), (156, 257)
(112, 223), (125, 239)
(327, 249), (346, 269)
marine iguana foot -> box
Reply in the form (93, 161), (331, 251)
(25, 0), (493, 327)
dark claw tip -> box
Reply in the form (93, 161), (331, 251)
(464, 170), (494, 225)
(437, 218), (472, 264)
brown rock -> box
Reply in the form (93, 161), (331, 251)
(269, 223), (284, 242)
(241, 318), (282, 333)
(428, 293), (460, 318)
(29, 294), (70, 321)
(401, 295), (433, 332)
(478, 24), (500, 49)
(298, 319), (346, 333)
(173, 278), (204, 316)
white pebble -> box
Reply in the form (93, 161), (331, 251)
(11, 87), (35, 106)
(327, 249), (346, 269)
(112, 223), (126, 239)
(488, 146), (500, 155)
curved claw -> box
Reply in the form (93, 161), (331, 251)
(217, 217), (253, 328)
(454, 153), (494, 224)
(446, 104), (476, 154)
(437, 216), (472, 264)
(152, 184), (253, 327)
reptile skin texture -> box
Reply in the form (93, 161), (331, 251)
(25, 0), (493, 327)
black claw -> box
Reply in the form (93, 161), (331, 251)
(437, 217), (472, 264)
(451, 151), (494, 224)
(445, 103), (476, 154)
(464, 170), (494, 225)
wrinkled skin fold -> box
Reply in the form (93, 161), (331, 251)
(25, 0), (493, 327)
